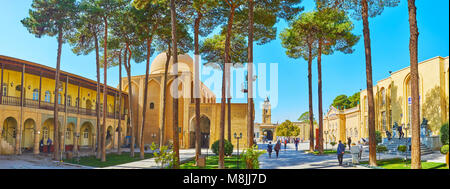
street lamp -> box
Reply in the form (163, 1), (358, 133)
(324, 130), (329, 150)
(234, 132), (242, 169)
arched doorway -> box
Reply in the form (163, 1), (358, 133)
(106, 126), (113, 148)
(2, 117), (18, 148)
(263, 130), (274, 141)
(41, 118), (59, 153)
(189, 115), (211, 148)
(22, 119), (36, 152)
(65, 123), (75, 147)
(80, 122), (94, 148)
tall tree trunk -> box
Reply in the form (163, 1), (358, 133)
(220, 3), (236, 169)
(117, 49), (122, 155)
(95, 32), (102, 159)
(140, 35), (154, 159)
(170, 0), (180, 168)
(227, 98), (231, 142)
(361, 0), (377, 166)
(53, 26), (63, 161)
(408, 0), (421, 169)
(307, 41), (314, 153)
(101, 17), (108, 162)
(317, 39), (324, 155)
(194, 13), (202, 164)
(161, 45), (171, 149)
(247, 0), (254, 149)
(125, 44), (135, 157)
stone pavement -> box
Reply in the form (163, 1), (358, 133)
(257, 142), (447, 169)
(257, 142), (369, 169)
(100, 148), (197, 169)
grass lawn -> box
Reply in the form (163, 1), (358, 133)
(360, 158), (448, 169)
(180, 155), (246, 169)
(310, 150), (338, 155)
(65, 152), (154, 168)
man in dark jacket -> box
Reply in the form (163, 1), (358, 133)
(347, 137), (352, 150)
(337, 140), (346, 166)
(47, 138), (52, 153)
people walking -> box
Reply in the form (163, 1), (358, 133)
(386, 130), (392, 141)
(398, 124), (404, 139)
(284, 139), (287, 151)
(294, 138), (299, 151)
(47, 138), (52, 153)
(267, 142), (273, 158)
(337, 140), (345, 166)
(275, 140), (281, 158)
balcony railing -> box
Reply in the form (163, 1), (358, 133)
(1, 96), (125, 120)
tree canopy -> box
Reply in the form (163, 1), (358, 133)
(276, 120), (300, 137)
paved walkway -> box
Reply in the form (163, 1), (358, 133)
(257, 142), (447, 169)
(100, 148), (197, 169)
(258, 143), (368, 169)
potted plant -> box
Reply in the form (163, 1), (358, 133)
(440, 145), (449, 168)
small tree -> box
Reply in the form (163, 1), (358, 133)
(330, 142), (336, 151)
(241, 145), (265, 169)
(375, 131), (382, 145)
(440, 122), (449, 145)
(376, 145), (388, 160)
(150, 142), (177, 169)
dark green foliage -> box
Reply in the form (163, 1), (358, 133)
(397, 145), (407, 153)
(440, 122), (449, 145)
(212, 140), (233, 156)
(331, 92), (360, 110)
(376, 145), (387, 153)
(375, 131), (382, 145)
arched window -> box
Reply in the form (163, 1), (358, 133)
(150, 102), (155, 109)
(381, 88), (386, 106)
(44, 91), (51, 102)
(2, 83), (7, 96)
(67, 95), (71, 106)
(58, 93), (62, 104)
(75, 97), (79, 107)
(32, 89), (39, 101)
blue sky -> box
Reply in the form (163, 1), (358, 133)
(0, 0), (448, 124)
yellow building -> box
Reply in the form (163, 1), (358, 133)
(323, 56), (449, 144)
(293, 121), (318, 142)
(0, 55), (128, 155)
(123, 53), (250, 149)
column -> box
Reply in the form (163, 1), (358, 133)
(39, 72), (42, 108)
(0, 63), (3, 104)
(16, 63), (25, 154)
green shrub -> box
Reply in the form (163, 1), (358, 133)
(376, 145), (388, 153)
(397, 145), (407, 153)
(441, 145), (449, 155)
(440, 122), (449, 145)
(241, 145), (265, 169)
(150, 142), (177, 169)
(375, 131), (382, 145)
(211, 140), (234, 156)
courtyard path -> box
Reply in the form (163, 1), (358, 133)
(257, 142), (368, 169)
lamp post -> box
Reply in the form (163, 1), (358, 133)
(324, 130), (329, 150)
(234, 132), (242, 169)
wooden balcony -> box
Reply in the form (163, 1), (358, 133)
(1, 96), (125, 120)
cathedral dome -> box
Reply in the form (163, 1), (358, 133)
(150, 52), (193, 74)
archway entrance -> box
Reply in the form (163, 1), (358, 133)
(22, 119), (36, 152)
(106, 126), (113, 148)
(2, 117), (18, 148)
(41, 118), (59, 153)
(189, 115), (211, 148)
(80, 122), (94, 148)
(263, 130), (274, 141)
